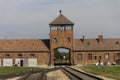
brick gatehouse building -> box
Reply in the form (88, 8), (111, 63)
(0, 11), (120, 67)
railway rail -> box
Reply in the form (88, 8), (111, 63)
(61, 67), (103, 80)
(0, 68), (58, 80)
(0, 66), (103, 80)
(20, 68), (58, 80)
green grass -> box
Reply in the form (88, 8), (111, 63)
(80, 65), (120, 80)
(0, 67), (45, 76)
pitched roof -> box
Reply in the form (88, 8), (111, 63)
(74, 38), (120, 51)
(49, 13), (74, 26)
(0, 39), (49, 52)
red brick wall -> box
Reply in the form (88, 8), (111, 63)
(0, 52), (49, 66)
(50, 30), (73, 65)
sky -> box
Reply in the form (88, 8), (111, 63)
(0, 0), (120, 39)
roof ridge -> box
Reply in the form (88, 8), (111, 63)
(49, 13), (74, 25)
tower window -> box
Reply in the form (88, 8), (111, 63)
(66, 26), (72, 30)
(58, 26), (64, 31)
(51, 27), (57, 30)
(67, 38), (70, 42)
(53, 38), (57, 42)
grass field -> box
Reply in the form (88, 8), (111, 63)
(80, 65), (120, 80)
(0, 67), (44, 76)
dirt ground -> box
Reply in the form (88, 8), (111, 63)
(47, 70), (70, 80)
(6, 76), (20, 80)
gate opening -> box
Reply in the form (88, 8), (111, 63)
(54, 48), (70, 66)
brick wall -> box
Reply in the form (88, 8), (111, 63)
(0, 52), (49, 66)
(74, 51), (119, 65)
(50, 30), (73, 65)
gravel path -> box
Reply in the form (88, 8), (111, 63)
(47, 70), (70, 80)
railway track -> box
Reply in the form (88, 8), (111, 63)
(0, 66), (103, 80)
(0, 68), (58, 80)
(61, 67), (103, 80)
(20, 68), (58, 80)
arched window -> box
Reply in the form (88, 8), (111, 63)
(53, 38), (57, 42)
(67, 38), (70, 42)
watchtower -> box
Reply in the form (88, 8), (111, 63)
(49, 11), (74, 65)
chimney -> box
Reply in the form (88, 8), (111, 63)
(98, 35), (103, 43)
(82, 35), (85, 43)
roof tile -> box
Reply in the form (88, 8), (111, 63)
(74, 39), (120, 51)
(0, 39), (49, 52)
(49, 14), (74, 26)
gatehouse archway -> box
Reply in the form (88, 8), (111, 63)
(54, 48), (71, 66)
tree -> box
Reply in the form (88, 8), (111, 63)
(54, 49), (61, 59)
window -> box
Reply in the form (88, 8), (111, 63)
(78, 54), (82, 60)
(87, 42), (90, 46)
(66, 26), (72, 30)
(18, 54), (22, 57)
(30, 54), (35, 57)
(67, 38), (70, 42)
(116, 42), (119, 45)
(94, 56), (97, 60)
(105, 54), (109, 59)
(99, 56), (102, 60)
(53, 38), (57, 42)
(51, 27), (57, 30)
(6, 54), (10, 57)
(88, 53), (92, 60)
(58, 26), (64, 31)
